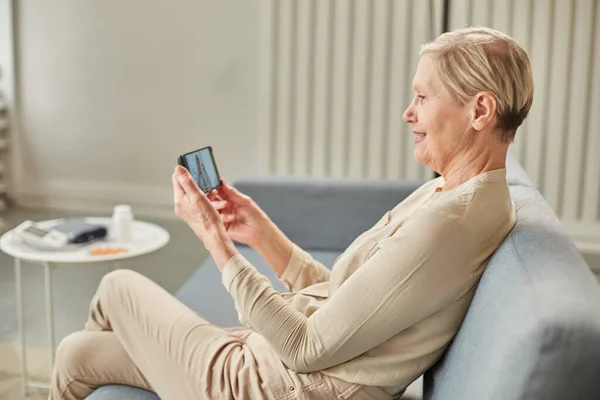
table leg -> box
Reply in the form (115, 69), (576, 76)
(44, 262), (55, 378)
(15, 257), (28, 396)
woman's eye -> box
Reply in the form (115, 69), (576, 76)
(416, 95), (425, 101)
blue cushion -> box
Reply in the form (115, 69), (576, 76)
(505, 151), (535, 187)
(423, 185), (600, 400)
(85, 385), (159, 400)
(233, 178), (425, 252)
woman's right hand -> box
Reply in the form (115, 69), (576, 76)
(207, 180), (270, 248)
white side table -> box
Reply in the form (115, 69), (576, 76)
(0, 217), (170, 394)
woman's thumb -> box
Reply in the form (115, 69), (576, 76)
(221, 179), (233, 191)
(220, 179), (244, 198)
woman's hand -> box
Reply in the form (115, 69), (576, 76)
(207, 180), (270, 249)
(172, 166), (237, 267)
(209, 180), (294, 277)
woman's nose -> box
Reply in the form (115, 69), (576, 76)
(403, 104), (417, 124)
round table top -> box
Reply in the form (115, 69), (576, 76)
(0, 217), (170, 263)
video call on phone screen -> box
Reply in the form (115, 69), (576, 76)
(185, 149), (220, 193)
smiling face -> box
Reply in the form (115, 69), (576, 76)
(402, 54), (474, 174)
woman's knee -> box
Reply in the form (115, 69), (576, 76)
(100, 269), (143, 290)
(98, 269), (144, 301)
(54, 332), (96, 377)
(95, 269), (154, 324)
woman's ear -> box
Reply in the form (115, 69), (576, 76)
(471, 92), (497, 131)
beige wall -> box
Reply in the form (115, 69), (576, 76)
(11, 0), (259, 217)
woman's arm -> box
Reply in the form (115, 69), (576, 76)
(251, 202), (393, 292)
(217, 212), (486, 372)
(253, 220), (332, 292)
(208, 179), (332, 291)
(253, 219), (294, 277)
(172, 166), (332, 296)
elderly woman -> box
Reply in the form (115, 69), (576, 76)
(50, 27), (533, 400)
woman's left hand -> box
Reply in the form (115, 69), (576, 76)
(172, 165), (239, 269)
(172, 165), (226, 245)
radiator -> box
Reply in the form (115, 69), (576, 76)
(258, 0), (600, 249)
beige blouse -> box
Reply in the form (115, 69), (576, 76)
(222, 169), (516, 396)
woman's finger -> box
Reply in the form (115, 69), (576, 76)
(211, 200), (228, 210)
(221, 180), (237, 193)
(175, 167), (201, 198)
(172, 172), (185, 201)
(221, 214), (235, 223)
(219, 180), (250, 203)
(207, 190), (222, 202)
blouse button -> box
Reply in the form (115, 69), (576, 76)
(289, 386), (295, 391)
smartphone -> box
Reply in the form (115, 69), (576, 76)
(177, 146), (222, 193)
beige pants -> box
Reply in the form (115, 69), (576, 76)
(49, 270), (393, 400)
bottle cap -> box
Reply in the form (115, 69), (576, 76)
(113, 205), (132, 214)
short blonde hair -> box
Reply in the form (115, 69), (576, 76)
(420, 27), (534, 143)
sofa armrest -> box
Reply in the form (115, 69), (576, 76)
(232, 177), (425, 251)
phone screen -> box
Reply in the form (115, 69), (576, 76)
(181, 147), (221, 193)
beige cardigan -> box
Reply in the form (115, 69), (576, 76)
(222, 169), (516, 396)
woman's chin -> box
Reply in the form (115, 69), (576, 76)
(413, 147), (430, 165)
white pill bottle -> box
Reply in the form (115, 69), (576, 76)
(111, 205), (134, 242)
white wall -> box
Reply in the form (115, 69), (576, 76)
(0, 0), (17, 175)
(12, 0), (259, 217)
(0, 1), (14, 99)
(0, 2), (13, 97)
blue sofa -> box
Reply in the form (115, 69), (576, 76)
(87, 154), (600, 399)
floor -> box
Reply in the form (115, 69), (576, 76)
(0, 206), (209, 400)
